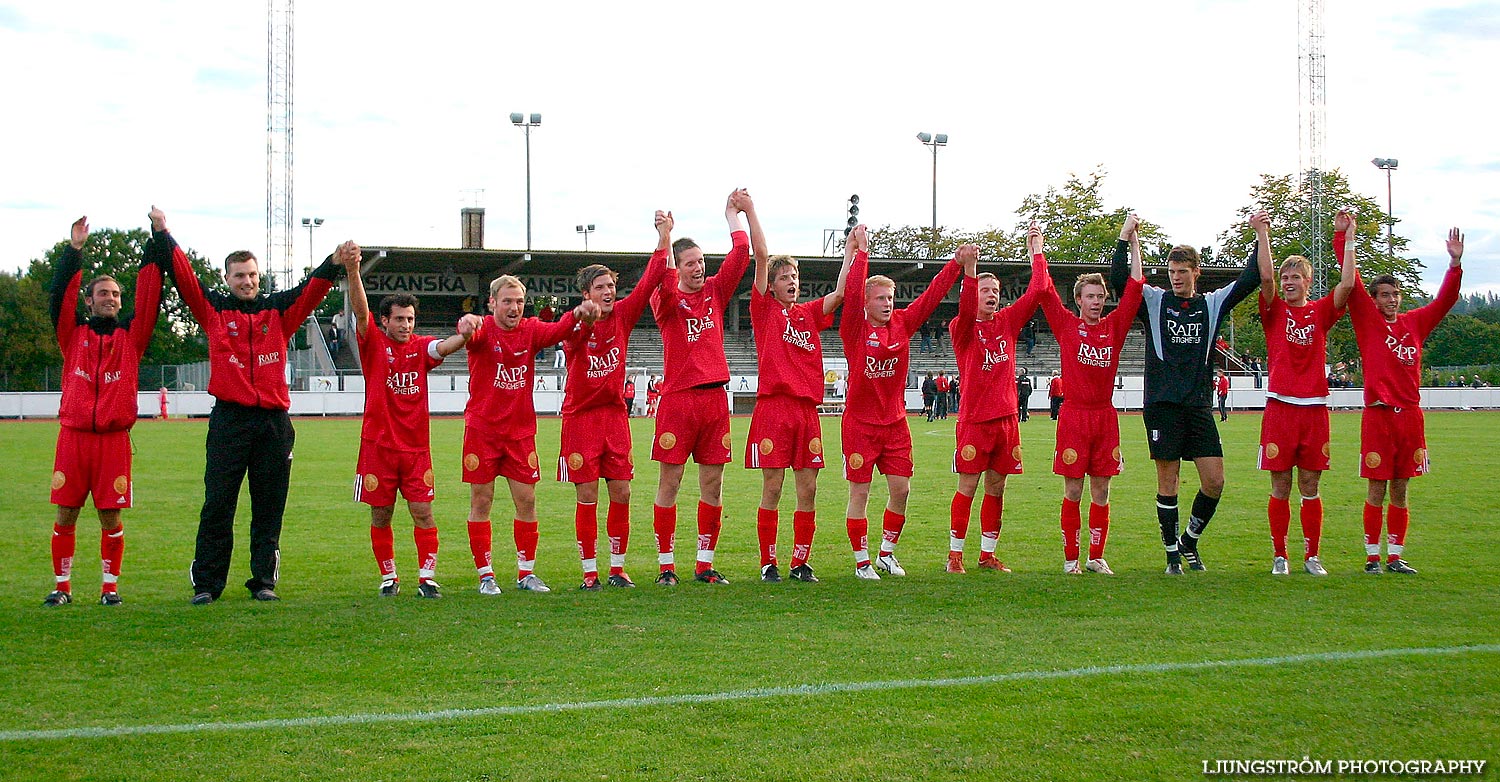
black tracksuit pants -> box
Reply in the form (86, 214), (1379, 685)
(191, 401), (296, 598)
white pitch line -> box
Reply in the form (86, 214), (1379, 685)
(2, 644), (1495, 742)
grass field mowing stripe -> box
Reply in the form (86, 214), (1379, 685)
(4, 643), (1495, 743)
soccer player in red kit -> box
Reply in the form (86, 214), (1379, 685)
(1347, 225), (1465, 575)
(944, 235), (1049, 574)
(1037, 216), (1144, 575)
(648, 189), (754, 586)
(344, 247), (474, 598)
(1256, 210), (1356, 577)
(745, 195), (855, 584)
(43, 214), (164, 606)
(559, 210), (674, 590)
(463, 276), (599, 594)
(841, 224), (963, 579)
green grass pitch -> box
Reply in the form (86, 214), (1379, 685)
(1, 410), (1497, 781)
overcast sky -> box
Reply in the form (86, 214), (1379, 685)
(2, 1), (1496, 295)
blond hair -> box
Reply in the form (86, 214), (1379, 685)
(866, 274), (895, 292)
(1278, 255), (1313, 280)
(489, 274), (526, 299)
(768, 255), (799, 280)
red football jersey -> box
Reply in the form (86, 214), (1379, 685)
(465, 313), (577, 436)
(650, 231), (751, 394)
(1260, 294), (1343, 403)
(1039, 270), (1143, 410)
(563, 248), (668, 416)
(840, 250), (962, 426)
(950, 254), (1049, 422)
(751, 287), (834, 404)
(357, 312), (444, 452)
(1348, 263), (1461, 409)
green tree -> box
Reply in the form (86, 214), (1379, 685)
(0, 271), (54, 390)
(868, 168), (1170, 264)
(1424, 314), (1500, 369)
(12, 229), (226, 390)
(1215, 169), (1420, 369)
(1011, 167), (1170, 266)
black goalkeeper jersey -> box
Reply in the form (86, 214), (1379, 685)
(1111, 240), (1260, 408)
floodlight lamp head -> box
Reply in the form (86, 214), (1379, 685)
(510, 112), (524, 125)
(530, 113), (542, 125)
(849, 194), (860, 204)
(576, 224), (584, 232)
(917, 132), (932, 143)
(934, 133), (948, 145)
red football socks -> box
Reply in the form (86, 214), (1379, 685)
(790, 510), (815, 569)
(1300, 496), (1323, 558)
(51, 522), (76, 592)
(371, 524), (396, 579)
(1087, 502), (1110, 560)
(413, 526), (439, 582)
(466, 519), (493, 577)
(1060, 498), (1081, 562)
(756, 507), (778, 567)
(1268, 495), (1292, 559)
(606, 500), (630, 576)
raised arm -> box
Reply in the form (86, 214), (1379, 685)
(1252, 210), (1275, 306)
(713, 188), (753, 301)
(128, 210), (167, 357)
(342, 242), (370, 340)
(277, 251), (341, 337)
(1218, 236), (1263, 311)
(1110, 213), (1140, 296)
(1331, 209), (1357, 310)
(1411, 228), (1466, 335)
(146, 206), (216, 327)
(822, 233), (857, 315)
(902, 257), (961, 326)
(618, 210), (674, 327)
(740, 191), (771, 295)
(50, 216), (88, 348)
(840, 224), (870, 340)
(1011, 222), (1053, 323)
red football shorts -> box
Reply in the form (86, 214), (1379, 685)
(954, 415), (1024, 476)
(354, 440), (435, 506)
(558, 405), (635, 484)
(1053, 405), (1122, 478)
(1259, 398), (1332, 472)
(652, 386), (731, 466)
(841, 417), (913, 483)
(51, 427), (132, 509)
(1359, 405), (1428, 480)
(746, 394), (826, 470)
(462, 426), (542, 485)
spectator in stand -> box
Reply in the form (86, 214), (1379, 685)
(919, 322), (932, 353)
(934, 372), (951, 420)
(1017, 370), (1033, 422)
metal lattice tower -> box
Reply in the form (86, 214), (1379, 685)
(266, 0), (294, 290)
(1297, 0), (1327, 296)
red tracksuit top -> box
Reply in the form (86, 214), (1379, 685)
(156, 231), (338, 410)
(51, 245), (165, 432)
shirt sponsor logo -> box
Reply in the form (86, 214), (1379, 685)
(1076, 343), (1115, 368)
(387, 370), (422, 396)
(1166, 320), (1202, 344)
(257, 351), (281, 367)
(588, 346), (622, 378)
(865, 355), (898, 379)
(103, 370), (121, 384)
(494, 365), (529, 390)
(1284, 316), (1315, 346)
(781, 320), (815, 352)
(685, 312), (717, 343)
(1384, 333), (1417, 365)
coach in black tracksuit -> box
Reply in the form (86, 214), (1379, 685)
(1111, 213), (1260, 575)
(155, 213), (342, 603)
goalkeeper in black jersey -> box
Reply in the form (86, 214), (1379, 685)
(1111, 214), (1262, 573)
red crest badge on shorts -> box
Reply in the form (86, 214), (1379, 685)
(759, 438), (774, 455)
(961, 444), (976, 462)
(722, 434), (732, 451)
(363, 474), (379, 492)
(423, 469), (434, 487)
(568, 453), (584, 470)
(527, 451), (539, 469)
(113, 475), (129, 494)
(848, 453), (865, 470)
(1011, 445), (1023, 461)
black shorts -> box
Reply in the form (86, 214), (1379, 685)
(1142, 403), (1222, 461)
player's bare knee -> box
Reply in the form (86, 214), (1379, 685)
(1063, 477), (1085, 503)
(956, 472), (980, 497)
(605, 479), (630, 506)
(408, 502), (436, 529)
(1270, 470), (1294, 499)
(1089, 476), (1112, 506)
(1296, 469), (1322, 498)
(370, 505), (396, 528)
